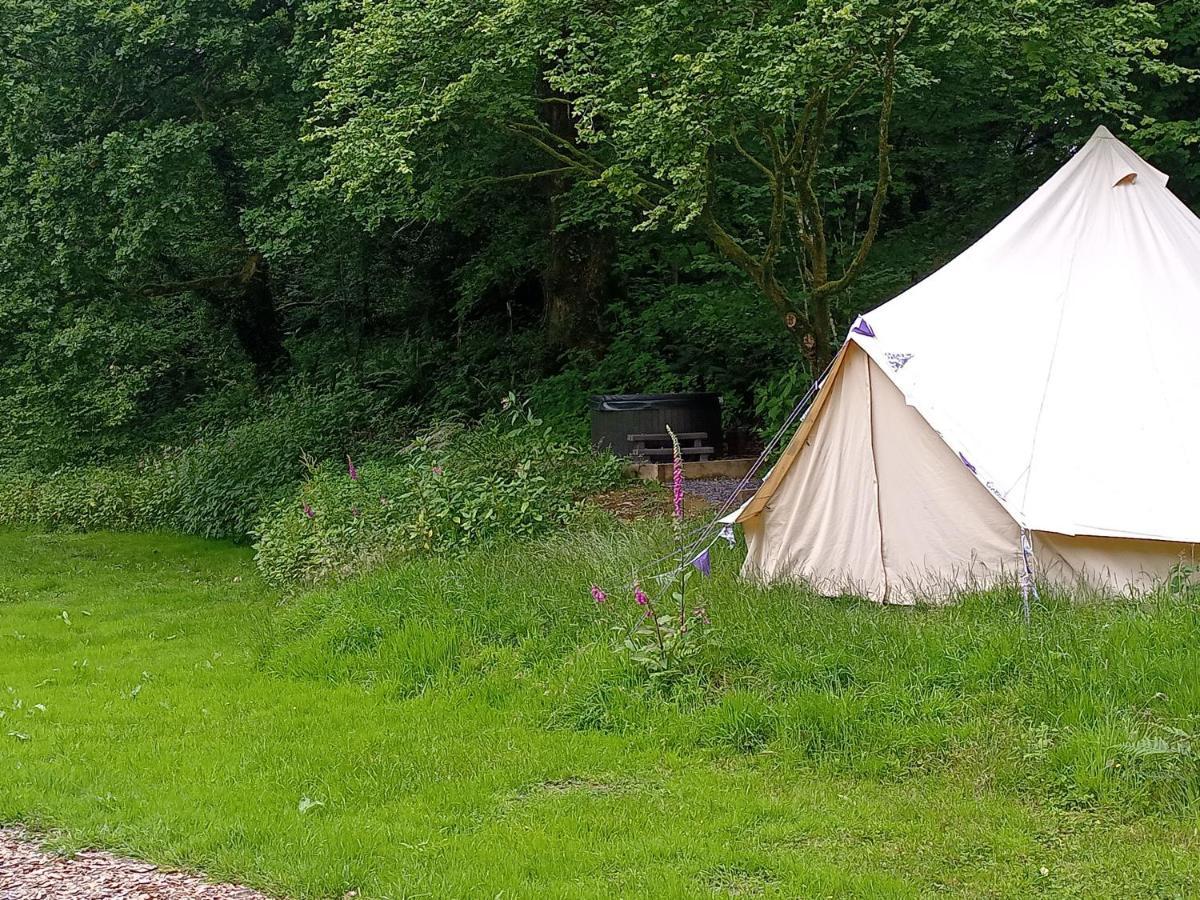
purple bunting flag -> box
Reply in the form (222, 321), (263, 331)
(851, 318), (876, 338)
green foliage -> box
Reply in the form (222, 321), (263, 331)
(611, 463), (713, 679)
(753, 364), (810, 448)
(317, 0), (1192, 368)
(619, 605), (711, 679)
(0, 466), (157, 533)
(156, 382), (395, 539)
(253, 407), (625, 584)
(1112, 724), (1200, 809)
(1, 0), (1198, 463)
(0, 380), (399, 540)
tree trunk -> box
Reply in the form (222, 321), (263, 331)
(756, 270), (837, 374)
(226, 257), (290, 383)
(208, 143), (291, 383)
(536, 70), (612, 353)
(543, 214), (613, 352)
(806, 288), (837, 373)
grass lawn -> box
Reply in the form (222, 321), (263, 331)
(2, 527), (1200, 897)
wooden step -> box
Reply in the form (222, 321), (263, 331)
(626, 431), (708, 442)
(634, 446), (715, 460)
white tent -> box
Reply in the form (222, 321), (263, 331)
(736, 126), (1200, 602)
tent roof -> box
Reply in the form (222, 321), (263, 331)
(844, 125), (1200, 543)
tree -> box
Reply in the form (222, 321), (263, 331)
(0, 0), (320, 386)
(317, 0), (1184, 371)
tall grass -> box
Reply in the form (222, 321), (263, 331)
(264, 520), (1200, 813)
(5, 528), (1200, 896)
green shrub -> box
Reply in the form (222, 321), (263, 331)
(0, 388), (620, 560)
(0, 381), (402, 540)
(253, 410), (625, 585)
(156, 381), (399, 539)
(0, 465), (160, 532)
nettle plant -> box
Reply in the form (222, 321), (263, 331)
(594, 428), (712, 678)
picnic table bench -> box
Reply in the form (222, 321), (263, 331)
(627, 431), (714, 462)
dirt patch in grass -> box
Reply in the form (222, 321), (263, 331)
(589, 483), (714, 521)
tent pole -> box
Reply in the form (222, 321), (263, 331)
(1019, 528), (1039, 625)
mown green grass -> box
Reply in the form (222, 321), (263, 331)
(2, 527), (1200, 897)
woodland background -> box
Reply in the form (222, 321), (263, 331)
(1, 0), (1197, 475)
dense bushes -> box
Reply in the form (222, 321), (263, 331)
(0, 381), (398, 540)
(0, 465), (157, 533)
(0, 395), (626, 586)
(254, 410), (626, 585)
(150, 382), (399, 539)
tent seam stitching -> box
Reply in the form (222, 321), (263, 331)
(865, 356), (889, 603)
(1018, 185), (1094, 527)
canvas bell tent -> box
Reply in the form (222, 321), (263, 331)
(735, 126), (1200, 603)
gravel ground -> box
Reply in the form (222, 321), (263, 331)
(0, 828), (273, 900)
(682, 476), (761, 510)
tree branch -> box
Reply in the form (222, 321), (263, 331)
(480, 167), (581, 185)
(794, 91), (830, 287)
(729, 125), (775, 183)
(506, 119), (670, 212)
(141, 253), (260, 297)
(815, 36), (897, 298)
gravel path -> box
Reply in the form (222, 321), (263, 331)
(681, 476), (761, 510)
(0, 828), (273, 900)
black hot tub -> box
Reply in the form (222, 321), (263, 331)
(588, 392), (723, 459)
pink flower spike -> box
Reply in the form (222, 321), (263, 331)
(667, 427), (684, 521)
(634, 585), (649, 606)
(302, 503), (314, 519)
(347, 455), (359, 481)
(590, 585), (607, 604)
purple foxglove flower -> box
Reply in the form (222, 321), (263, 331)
(347, 455), (359, 481)
(668, 428), (684, 522)
(691, 549), (711, 577)
(590, 584), (607, 604)
(303, 503), (314, 519)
